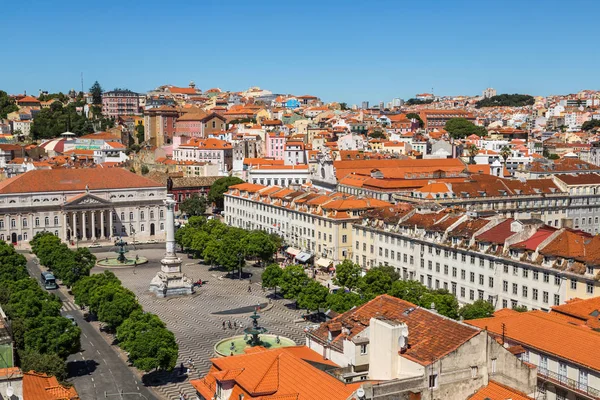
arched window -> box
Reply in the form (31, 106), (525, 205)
(150, 210), (155, 219)
(140, 211), (145, 220)
(22, 218), (27, 228)
(121, 212), (125, 221)
(160, 210), (164, 219)
(160, 223), (164, 231)
(11, 219), (16, 228)
(129, 212), (134, 220)
(45, 217), (49, 226)
(35, 217), (40, 227)
(54, 230), (58, 236)
(121, 226), (126, 233)
(140, 224), (145, 232)
(54, 216), (59, 225)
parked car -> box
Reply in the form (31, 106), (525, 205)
(145, 239), (158, 244)
(88, 242), (101, 248)
(65, 315), (77, 326)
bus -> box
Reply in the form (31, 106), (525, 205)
(41, 272), (57, 290)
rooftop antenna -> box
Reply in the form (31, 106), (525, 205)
(501, 322), (506, 345)
(81, 72), (84, 94)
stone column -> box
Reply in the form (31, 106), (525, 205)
(82, 211), (87, 240)
(63, 212), (68, 241)
(72, 212), (77, 239)
(100, 210), (105, 239)
(109, 210), (114, 239)
(91, 211), (96, 241)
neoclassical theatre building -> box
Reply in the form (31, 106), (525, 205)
(0, 168), (167, 245)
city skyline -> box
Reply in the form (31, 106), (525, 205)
(2, 0), (599, 104)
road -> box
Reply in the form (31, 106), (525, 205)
(25, 255), (159, 400)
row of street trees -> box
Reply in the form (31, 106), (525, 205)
(31, 232), (96, 287)
(0, 241), (80, 381)
(262, 260), (495, 320)
(72, 272), (179, 371)
(176, 217), (281, 275)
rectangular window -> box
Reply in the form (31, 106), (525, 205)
(428, 374), (438, 389)
(555, 275), (561, 286)
(488, 277), (494, 288)
(469, 289), (475, 300)
(512, 283), (518, 295)
(571, 279), (577, 290)
(444, 265), (448, 275)
(452, 267), (457, 277)
(554, 294), (560, 306)
(461, 270), (466, 280)
(513, 266), (519, 275)
(460, 287), (465, 298)
(503, 280), (508, 292)
(479, 274), (484, 285)
(360, 344), (368, 355)
(522, 286), (528, 298)
(470, 272), (475, 283)
(587, 282), (594, 295)
(533, 271), (539, 280)
(543, 273), (549, 283)
(543, 291), (549, 303)
(342, 235), (347, 243)
(523, 268), (528, 278)
(532, 288), (538, 300)
(471, 366), (478, 378)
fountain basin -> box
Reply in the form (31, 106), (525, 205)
(214, 334), (296, 357)
(97, 256), (148, 268)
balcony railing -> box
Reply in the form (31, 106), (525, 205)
(538, 367), (600, 399)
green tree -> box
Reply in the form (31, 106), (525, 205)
(208, 177), (244, 209)
(419, 290), (459, 320)
(405, 98), (433, 106)
(73, 271), (121, 307)
(548, 153), (560, 160)
(512, 305), (528, 312)
(90, 81), (103, 105)
(388, 280), (428, 304)
(445, 118), (487, 139)
(333, 260), (362, 291)
(0, 242), (28, 283)
(582, 120), (600, 131)
(0, 90), (18, 119)
(140, 165), (149, 175)
(405, 112), (424, 128)
(261, 264), (283, 296)
(18, 350), (67, 382)
(339, 102), (348, 110)
(135, 122), (145, 143)
(297, 281), (329, 312)
(30, 102), (94, 139)
(116, 310), (165, 351)
(458, 299), (495, 320)
(179, 194), (207, 217)
(243, 230), (278, 264)
(24, 316), (81, 358)
(5, 289), (61, 320)
(325, 291), (364, 313)
(279, 265), (309, 300)
(126, 326), (178, 371)
(368, 127), (386, 139)
(500, 146), (512, 162)
(467, 144), (479, 164)
(359, 267), (395, 300)
(89, 283), (140, 330)
(475, 94), (534, 108)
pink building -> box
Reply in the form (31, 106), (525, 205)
(266, 132), (286, 160)
(102, 90), (140, 119)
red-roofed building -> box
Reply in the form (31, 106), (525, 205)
(173, 138), (233, 173)
(306, 295), (536, 399)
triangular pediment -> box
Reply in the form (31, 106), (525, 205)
(64, 193), (111, 207)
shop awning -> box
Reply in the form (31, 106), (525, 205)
(315, 258), (333, 268)
(286, 247), (300, 256)
(295, 252), (313, 263)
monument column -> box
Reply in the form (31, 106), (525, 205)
(109, 210), (114, 239)
(63, 212), (68, 241)
(72, 212), (77, 239)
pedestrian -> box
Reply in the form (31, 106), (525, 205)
(228, 320), (232, 329)
(222, 321), (226, 330)
(233, 321), (237, 329)
(248, 285), (252, 293)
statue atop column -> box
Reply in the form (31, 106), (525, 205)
(149, 194), (194, 297)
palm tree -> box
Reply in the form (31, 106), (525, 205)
(500, 146), (511, 162)
(468, 144), (479, 165)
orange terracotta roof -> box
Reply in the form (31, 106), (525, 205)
(17, 95), (40, 103)
(466, 310), (600, 372)
(468, 380), (531, 400)
(551, 297), (600, 325)
(23, 371), (79, 399)
(190, 346), (362, 400)
(0, 168), (163, 194)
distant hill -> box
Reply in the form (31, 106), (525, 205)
(475, 94), (534, 108)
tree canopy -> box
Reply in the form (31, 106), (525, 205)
(179, 194), (207, 217)
(279, 265), (309, 300)
(297, 280), (329, 312)
(333, 260), (362, 291)
(444, 118), (487, 139)
(0, 90), (18, 118)
(90, 81), (103, 105)
(405, 112), (424, 128)
(582, 119), (600, 131)
(458, 299), (495, 320)
(261, 263), (283, 295)
(405, 98), (433, 106)
(208, 176), (244, 209)
(475, 94), (534, 108)
(31, 102), (95, 139)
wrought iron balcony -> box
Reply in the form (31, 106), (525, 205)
(538, 367), (600, 399)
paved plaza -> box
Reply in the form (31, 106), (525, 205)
(93, 247), (308, 400)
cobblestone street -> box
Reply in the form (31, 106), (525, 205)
(95, 248), (308, 400)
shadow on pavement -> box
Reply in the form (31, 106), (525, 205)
(142, 369), (189, 387)
(67, 359), (99, 378)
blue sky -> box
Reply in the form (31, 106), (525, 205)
(2, 0), (599, 104)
